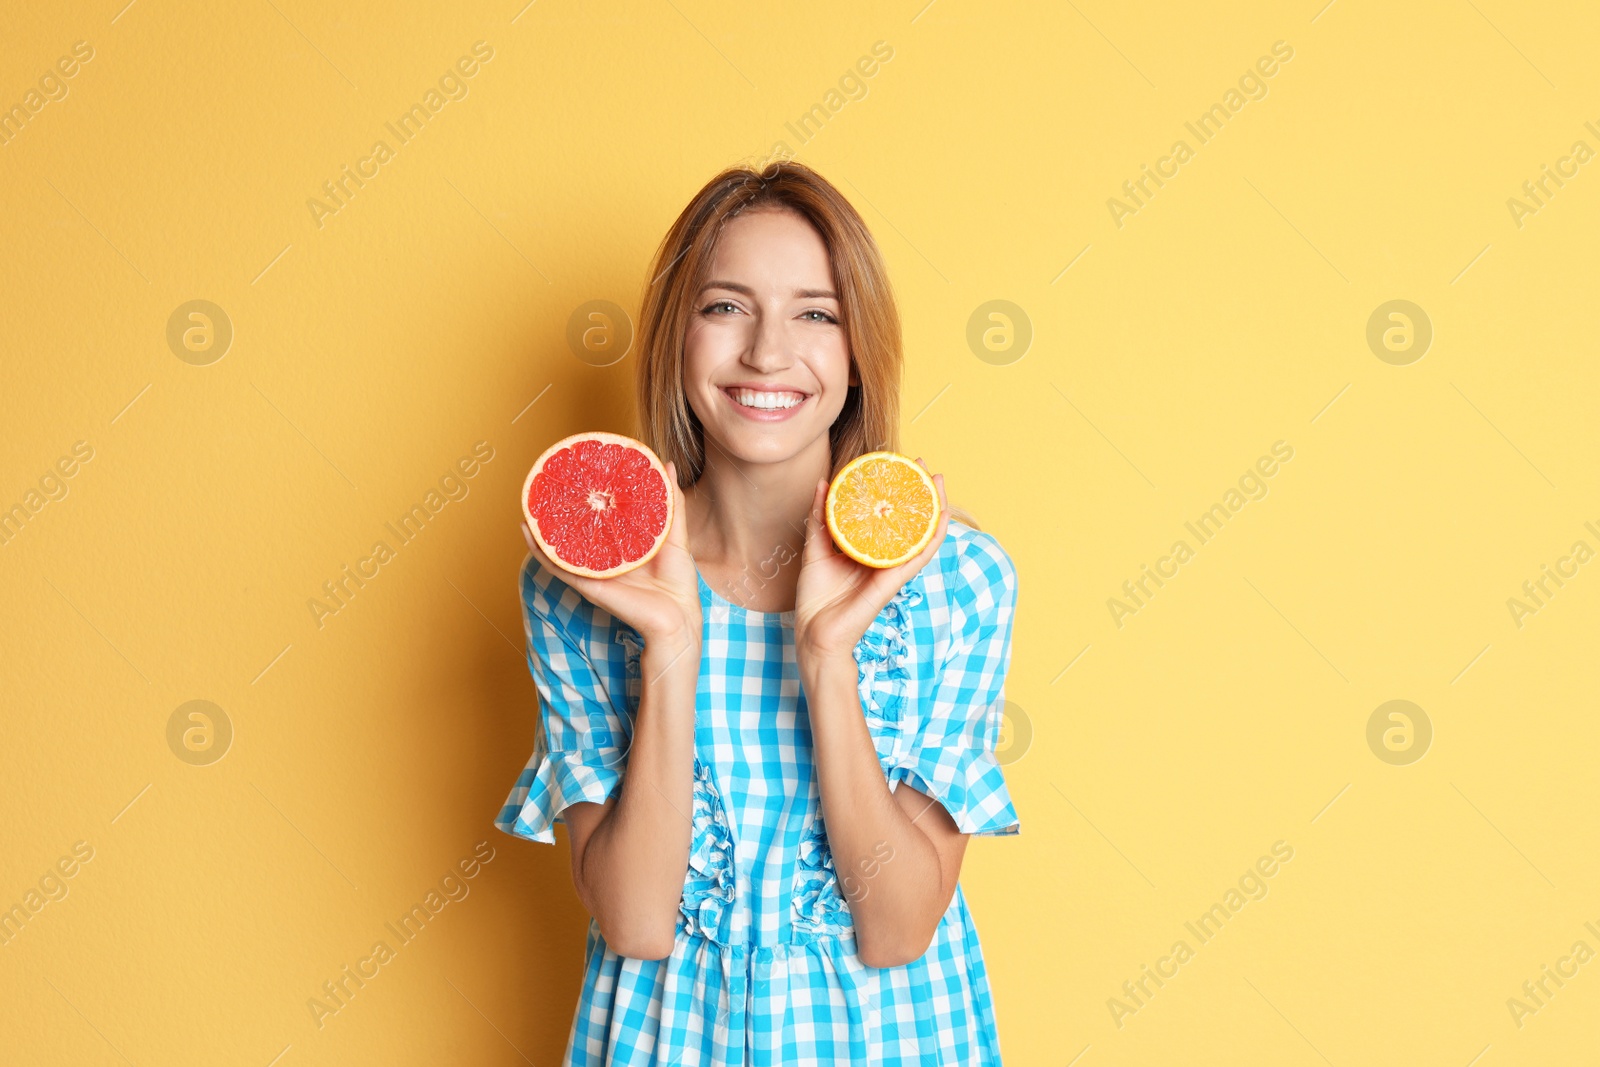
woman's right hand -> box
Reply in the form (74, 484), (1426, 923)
(520, 460), (701, 650)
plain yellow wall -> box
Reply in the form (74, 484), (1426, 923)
(4, 1), (1599, 1063)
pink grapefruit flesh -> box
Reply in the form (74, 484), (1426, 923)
(522, 432), (673, 578)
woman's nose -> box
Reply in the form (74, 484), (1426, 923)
(742, 315), (795, 372)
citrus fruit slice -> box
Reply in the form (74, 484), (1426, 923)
(522, 432), (673, 578)
(825, 451), (941, 568)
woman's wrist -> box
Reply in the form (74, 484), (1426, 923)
(794, 619), (860, 664)
(797, 641), (858, 693)
(641, 623), (701, 678)
(637, 602), (702, 647)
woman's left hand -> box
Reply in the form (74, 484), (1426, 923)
(793, 461), (949, 665)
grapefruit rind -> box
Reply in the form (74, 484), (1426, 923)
(521, 431), (674, 579)
(824, 451), (940, 569)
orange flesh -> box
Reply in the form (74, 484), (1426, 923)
(523, 433), (671, 578)
(826, 454), (938, 567)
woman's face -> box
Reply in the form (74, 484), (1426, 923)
(683, 207), (854, 471)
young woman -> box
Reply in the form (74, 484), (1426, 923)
(498, 161), (1020, 1065)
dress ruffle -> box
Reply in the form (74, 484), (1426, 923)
(852, 581), (924, 774)
(615, 627), (644, 691)
(497, 750), (623, 844)
(679, 756), (736, 945)
(853, 581), (924, 713)
(791, 815), (853, 937)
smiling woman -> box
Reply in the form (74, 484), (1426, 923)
(499, 160), (1020, 1066)
(636, 168), (902, 489)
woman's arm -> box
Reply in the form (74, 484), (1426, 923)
(520, 463), (702, 960)
(562, 628), (700, 960)
(794, 466), (968, 968)
(801, 652), (969, 968)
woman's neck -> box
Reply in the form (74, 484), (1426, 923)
(685, 435), (831, 612)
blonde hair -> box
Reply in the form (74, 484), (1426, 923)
(633, 160), (977, 529)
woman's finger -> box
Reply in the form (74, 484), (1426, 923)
(801, 478), (833, 564)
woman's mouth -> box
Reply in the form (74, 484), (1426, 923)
(722, 386), (810, 420)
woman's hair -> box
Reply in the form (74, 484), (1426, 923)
(635, 160), (902, 488)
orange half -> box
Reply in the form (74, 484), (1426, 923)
(825, 451), (940, 568)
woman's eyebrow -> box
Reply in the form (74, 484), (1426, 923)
(701, 280), (838, 300)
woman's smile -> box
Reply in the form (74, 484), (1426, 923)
(721, 382), (812, 420)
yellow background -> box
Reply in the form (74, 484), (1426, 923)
(3, 0), (1597, 1063)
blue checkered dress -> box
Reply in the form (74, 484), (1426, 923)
(496, 521), (1020, 1065)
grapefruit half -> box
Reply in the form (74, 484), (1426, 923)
(825, 451), (941, 569)
(522, 432), (673, 578)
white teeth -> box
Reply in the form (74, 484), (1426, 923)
(731, 388), (804, 410)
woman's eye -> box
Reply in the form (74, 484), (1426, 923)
(701, 301), (835, 322)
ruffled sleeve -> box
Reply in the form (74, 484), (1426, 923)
(887, 525), (1020, 837)
(495, 554), (632, 844)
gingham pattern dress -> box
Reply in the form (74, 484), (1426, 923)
(496, 520), (1020, 1065)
